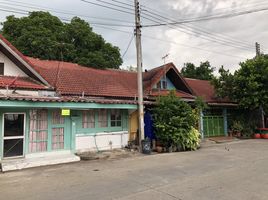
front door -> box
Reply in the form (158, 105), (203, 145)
(3, 113), (25, 158)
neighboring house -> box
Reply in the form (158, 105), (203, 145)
(0, 34), (235, 171)
(185, 78), (237, 138)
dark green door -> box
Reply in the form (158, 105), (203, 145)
(203, 116), (225, 137)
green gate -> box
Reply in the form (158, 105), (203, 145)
(203, 116), (225, 137)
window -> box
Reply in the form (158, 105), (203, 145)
(29, 110), (48, 153)
(52, 128), (64, 150)
(52, 110), (64, 124)
(82, 110), (95, 128)
(0, 63), (4, 75)
(156, 79), (167, 90)
(98, 109), (108, 127)
(111, 109), (122, 127)
(162, 80), (167, 89)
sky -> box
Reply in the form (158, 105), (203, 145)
(0, 0), (267, 74)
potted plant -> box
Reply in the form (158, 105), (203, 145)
(231, 121), (243, 138)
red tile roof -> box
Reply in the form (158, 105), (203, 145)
(27, 57), (139, 98)
(185, 78), (233, 103)
(0, 76), (48, 90)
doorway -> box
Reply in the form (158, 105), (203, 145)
(3, 113), (25, 158)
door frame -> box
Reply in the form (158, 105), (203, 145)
(2, 112), (26, 159)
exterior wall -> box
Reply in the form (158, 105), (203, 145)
(0, 101), (136, 160)
(73, 109), (130, 152)
(129, 110), (138, 141)
(76, 131), (128, 152)
(0, 51), (27, 76)
(0, 108), (72, 160)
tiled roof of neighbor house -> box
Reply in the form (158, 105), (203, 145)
(0, 76), (48, 90)
(184, 78), (233, 104)
(27, 57), (139, 98)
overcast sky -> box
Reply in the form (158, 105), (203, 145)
(0, 0), (267, 73)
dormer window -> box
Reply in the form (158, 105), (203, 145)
(0, 63), (4, 75)
(156, 79), (167, 90)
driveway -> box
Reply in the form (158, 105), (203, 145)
(1, 140), (267, 200)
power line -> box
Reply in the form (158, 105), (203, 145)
(93, 25), (248, 60)
(78, 0), (255, 51)
(0, 1), (256, 60)
(143, 6), (268, 27)
(80, 0), (134, 15)
(140, 12), (253, 52)
(122, 33), (134, 58)
(0, 1), (135, 24)
(141, 5), (254, 48)
(0, 4), (134, 27)
(140, 8), (254, 51)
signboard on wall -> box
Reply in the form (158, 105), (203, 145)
(61, 109), (70, 116)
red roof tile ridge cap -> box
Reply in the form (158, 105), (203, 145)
(184, 77), (210, 82)
(145, 62), (174, 72)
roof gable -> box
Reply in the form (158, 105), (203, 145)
(0, 34), (51, 87)
(144, 63), (194, 95)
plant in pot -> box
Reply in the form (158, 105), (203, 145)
(231, 121), (243, 138)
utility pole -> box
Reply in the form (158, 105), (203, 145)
(256, 42), (261, 57)
(134, 0), (145, 150)
(255, 42), (265, 127)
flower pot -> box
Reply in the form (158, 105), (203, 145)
(261, 134), (268, 139)
(254, 133), (261, 139)
(156, 146), (163, 153)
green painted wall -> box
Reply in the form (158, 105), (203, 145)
(73, 109), (129, 136)
(0, 106), (131, 159)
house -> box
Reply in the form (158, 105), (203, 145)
(0, 34), (235, 171)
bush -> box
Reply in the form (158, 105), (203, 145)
(152, 91), (200, 151)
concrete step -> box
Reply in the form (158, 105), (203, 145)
(1, 151), (80, 172)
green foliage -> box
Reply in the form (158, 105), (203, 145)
(213, 55), (268, 112)
(152, 91), (200, 151)
(181, 61), (215, 80)
(1, 12), (122, 69)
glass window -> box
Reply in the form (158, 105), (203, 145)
(52, 110), (64, 124)
(29, 109), (48, 153)
(98, 109), (108, 127)
(52, 128), (64, 150)
(162, 80), (167, 89)
(111, 109), (122, 127)
(82, 110), (95, 128)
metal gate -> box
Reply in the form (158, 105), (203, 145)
(203, 116), (225, 137)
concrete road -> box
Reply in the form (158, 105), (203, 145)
(1, 140), (268, 200)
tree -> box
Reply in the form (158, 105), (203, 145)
(1, 12), (123, 69)
(213, 55), (268, 127)
(181, 61), (215, 80)
(152, 91), (200, 151)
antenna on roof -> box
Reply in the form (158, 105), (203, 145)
(162, 53), (169, 64)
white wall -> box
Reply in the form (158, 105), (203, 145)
(0, 51), (28, 76)
(76, 131), (129, 152)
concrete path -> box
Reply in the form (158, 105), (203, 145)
(0, 140), (267, 200)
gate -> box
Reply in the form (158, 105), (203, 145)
(203, 116), (225, 137)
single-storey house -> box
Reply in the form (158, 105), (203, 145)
(0, 34), (235, 171)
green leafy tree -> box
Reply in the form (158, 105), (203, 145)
(152, 91), (200, 151)
(181, 61), (215, 80)
(213, 55), (268, 128)
(1, 12), (122, 69)
(213, 55), (268, 112)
